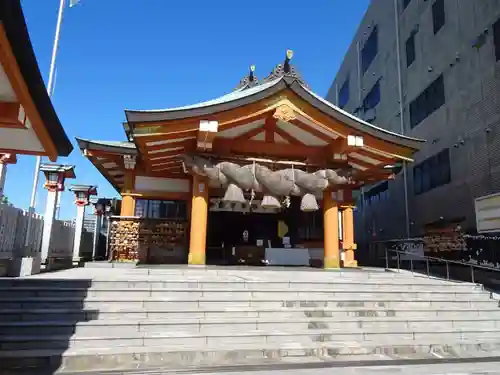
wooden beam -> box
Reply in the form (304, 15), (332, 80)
(347, 156), (377, 170)
(86, 156), (124, 192)
(352, 170), (395, 183)
(233, 125), (265, 141)
(264, 117), (276, 143)
(134, 130), (198, 144)
(289, 118), (335, 143)
(212, 138), (325, 159)
(329, 138), (359, 155)
(146, 148), (185, 159)
(0, 102), (24, 128)
(358, 147), (401, 163)
(125, 190), (190, 201)
(142, 138), (196, 153)
(151, 164), (183, 172)
(150, 160), (182, 167)
(324, 139), (392, 167)
(218, 112), (268, 131)
(86, 150), (126, 160)
(350, 148), (395, 164)
(0, 147), (48, 157)
(274, 126), (305, 146)
(138, 172), (188, 179)
(132, 106), (270, 132)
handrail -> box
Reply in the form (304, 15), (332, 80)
(386, 248), (500, 272)
(384, 248), (500, 285)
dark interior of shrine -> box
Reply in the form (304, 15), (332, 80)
(205, 197), (324, 265)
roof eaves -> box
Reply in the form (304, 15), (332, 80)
(0, 1), (73, 156)
(288, 80), (425, 150)
(125, 78), (286, 123)
(89, 156), (122, 194)
(76, 137), (137, 155)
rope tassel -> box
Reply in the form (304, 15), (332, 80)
(261, 195), (282, 209)
(300, 193), (319, 212)
(222, 183), (246, 204)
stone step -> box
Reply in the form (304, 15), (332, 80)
(1, 316), (499, 336)
(1, 297), (496, 310)
(6, 270), (447, 283)
(0, 280), (480, 291)
(0, 288), (489, 300)
(1, 307), (497, 322)
(3, 328), (500, 350)
(2, 338), (500, 372)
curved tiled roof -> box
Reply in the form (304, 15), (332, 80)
(126, 78), (282, 115)
(125, 76), (424, 151)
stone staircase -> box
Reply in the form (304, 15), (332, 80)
(0, 266), (500, 373)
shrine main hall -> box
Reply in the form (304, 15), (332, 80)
(77, 52), (423, 268)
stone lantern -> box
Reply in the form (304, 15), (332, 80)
(69, 184), (97, 265)
(39, 164), (76, 267)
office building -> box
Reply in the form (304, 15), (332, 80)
(327, 0), (500, 245)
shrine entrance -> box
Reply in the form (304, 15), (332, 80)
(77, 50), (423, 268)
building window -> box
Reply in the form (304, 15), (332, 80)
(134, 199), (187, 219)
(364, 181), (389, 206)
(406, 33), (416, 67)
(432, 0), (445, 34)
(361, 26), (378, 74)
(413, 149), (451, 195)
(338, 77), (350, 108)
(402, 0), (412, 10)
(493, 18), (500, 61)
(363, 81), (381, 110)
(409, 74), (445, 128)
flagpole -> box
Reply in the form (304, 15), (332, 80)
(25, 0), (66, 250)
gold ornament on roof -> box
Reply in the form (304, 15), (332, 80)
(273, 104), (297, 123)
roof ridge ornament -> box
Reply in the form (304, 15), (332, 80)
(234, 64), (260, 91)
(262, 50), (310, 89)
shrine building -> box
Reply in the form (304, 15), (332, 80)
(77, 52), (424, 268)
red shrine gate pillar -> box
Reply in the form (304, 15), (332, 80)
(188, 175), (208, 265)
(342, 205), (357, 267)
(323, 190), (340, 269)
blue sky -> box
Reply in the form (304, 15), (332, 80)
(7, 0), (369, 218)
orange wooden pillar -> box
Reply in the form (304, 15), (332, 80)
(188, 175), (208, 265)
(323, 190), (340, 269)
(342, 206), (358, 267)
(120, 170), (136, 216)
